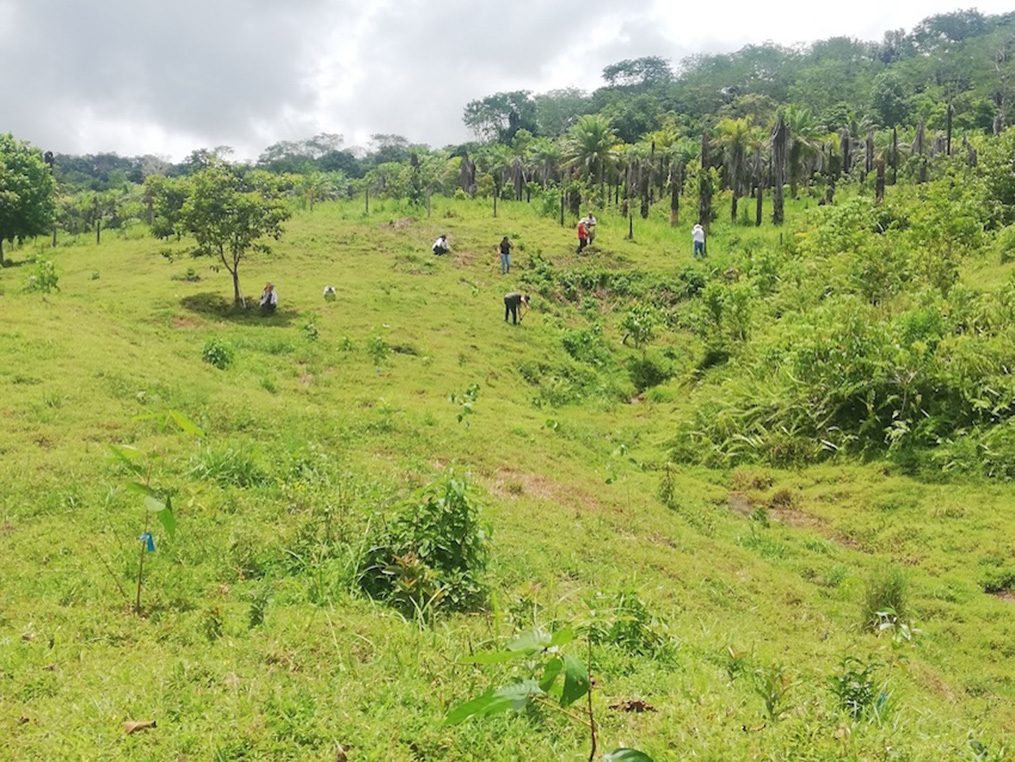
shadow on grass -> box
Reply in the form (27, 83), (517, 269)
(181, 292), (297, 326)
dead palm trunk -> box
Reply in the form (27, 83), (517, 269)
(755, 154), (764, 227)
(669, 162), (681, 227)
(890, 127), (898, 185)
(640, 161), (650, 219)
(946, 104), (953, 156)
(771, 116), (787, 225)
(875, 158), (885, 203)
(699, 131), (713, 229)
(841, 128), (851, 175)
(864, 132), (874, 177)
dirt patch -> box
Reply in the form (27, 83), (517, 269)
(727, 492), (754, 517)
(486, 467), (600, 513)
(770, 507), (824, 530)
(172, 316), (202, 329)
(379, 217), (417, 230)
(992, 591), (1015, 604)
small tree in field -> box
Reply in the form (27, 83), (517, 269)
(165, 164), (290, 305)
(0, 133), (56, 266)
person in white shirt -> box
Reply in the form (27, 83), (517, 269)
(323, 285), (337, 302)
(259, 282), (278, 313)
(692, 224), (706, 258)
(432, 234), (450, 256)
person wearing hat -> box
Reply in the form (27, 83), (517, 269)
(692, 224), (706, 258)
(259, 282), (278, 314)
(504, 292), (530, 325)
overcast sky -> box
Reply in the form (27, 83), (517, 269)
(1, 0), (1012, 161)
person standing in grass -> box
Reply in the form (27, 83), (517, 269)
(498, 236), (513, 274)
(504, 292), (530, 324)
(576, 218), (588, 253)
(259, 282), (278, 313)
(692, 223), (706, 258)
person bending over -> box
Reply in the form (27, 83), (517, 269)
(504, 292), (530, 325)
(260, 282), (278, 314)
(432, 234), (450, 256)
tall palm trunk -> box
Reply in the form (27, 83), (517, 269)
(771, 116), (787, 225)
(699, 131), (713, 229)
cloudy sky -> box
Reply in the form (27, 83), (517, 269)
(1, 0), (1011, 161)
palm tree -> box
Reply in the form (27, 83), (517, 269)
(565, 114), (620, 203)
(784, 105), (823, 198)
(717, 117), (754, 223)
(528, 137), (562, 187)
(771, 114), (788, 225)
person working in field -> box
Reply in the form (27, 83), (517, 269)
(576, 218), (588, 253)
(498, 236), (513, 274)
(692, 223), (706, 258)
(259, 282), (278, 313)
(504, 292), (530, 325)
(582, 212), (597, 245)
(432, 234), (449, 256)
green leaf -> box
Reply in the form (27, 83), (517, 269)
(549, 627), (575, 648)
(169, 410), (205, 438)
(561, 654), (589, 707)
(155, 495), (176, 539)
(507, 628), (553, 653)
(108, 445), (144, 474)
(126, 482), (158, 498)
(144, 495), (166, 513)
(603, 749), (654, 762)
(539, 657), (563, 692)
(444, 680), (540, 725)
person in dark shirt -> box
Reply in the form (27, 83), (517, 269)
(504, 292), (530, 324)
(498, 236), (513, 274)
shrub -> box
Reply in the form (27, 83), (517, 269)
(829, 655), (888, 721)
(201, 338), (233, 369)
(357, 476), (489, 615)
(25, 260), (59, 293)
(582, 589), (671, 658)
(861, 562), (909, 631)
(627, 352), (673, 392)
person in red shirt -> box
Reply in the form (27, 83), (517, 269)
(577, 220), (588, 253)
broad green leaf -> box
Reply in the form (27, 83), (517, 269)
(561, 654), (589, 707)
(108, 445), (144, 474)
(126, 482), (158, 498)
(144, 495), (166, 513)
(169, 410), (205, 438)
(549, 627), (575, 648)
(444, 680), (540, 725)
(603, 749), (654, 762)
(155, 495), (176, 539)
(507, 629), (552, 653)
(539, 657), (563, 692)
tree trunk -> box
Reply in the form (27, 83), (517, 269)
(890, 127), (898, 185)
(0, 237), (4, 266)
(919, 159), (927, 184)
(669, 163), (680, 227)
(699, 131), (712, 229)
(864, 132), (874, 176)
(841, 129), (851, 175)
(731, 193), (738, 223)
(96, 218), (101, 245)
(640, 161), (650, 219)
(771, 116), (787, 225)
(946, 104), (953, 156)
(875, 159), (885, 203)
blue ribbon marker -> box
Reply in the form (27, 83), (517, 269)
(140, 532), (155, 552)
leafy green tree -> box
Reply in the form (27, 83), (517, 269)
(463, 91), (537, 142)
(533, 88), (590, 136)
(0, 134), (56, 265)
(602, 56), (673, 87)
(565, 115), (620, 197)
(173, 164), (291, 305)
(870, 71), (911, 127)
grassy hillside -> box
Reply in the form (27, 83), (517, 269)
(1, 192), (1013, 761)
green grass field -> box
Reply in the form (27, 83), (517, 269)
(1, 193), (1013, 761)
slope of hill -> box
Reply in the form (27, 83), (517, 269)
(1, 192), (1013, 761)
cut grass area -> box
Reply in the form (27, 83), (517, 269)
(0, 194), (1013, 760)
